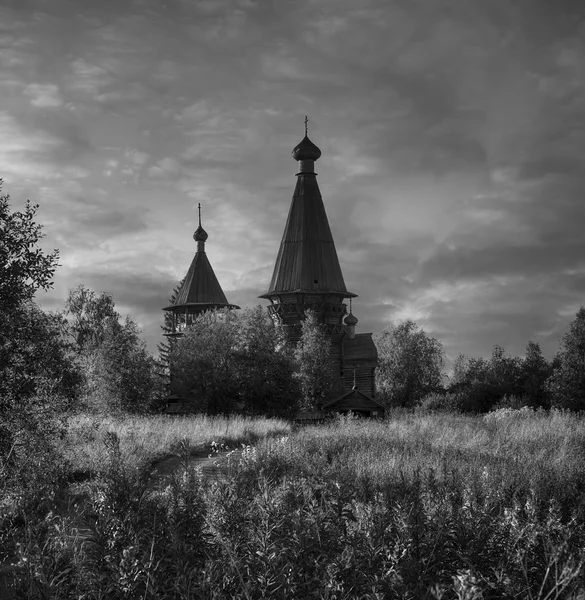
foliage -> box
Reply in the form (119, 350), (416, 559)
(64, 285), (161, 414)
(0, 181), (58, 311)
(63, 284), (118, 352)
(156, 279), (184, 393)
(62, 413), (292, 476)
(448, 344), (549, 412)
(293, 309), (339, 411)
(91, 317), (161, 414)
(547, 307), (585, 411)
(171, 307), (300, 416)
(171, 309), (242, 413)
(235, 306), (299, 416)
(0, 183), (77, 474)
(417, 391), (464, 412)
(375, 319), (445, 407)
(523, 340), (552, 407)
(3, 410), (585, 598)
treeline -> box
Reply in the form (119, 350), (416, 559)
(166, 307), (339, 416)
(375, 315), (585, 412)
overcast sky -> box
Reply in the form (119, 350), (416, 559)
(2, 0), (585, 364)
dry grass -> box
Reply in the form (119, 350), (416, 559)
(5, 408), (585, 598)
(254, 408), (585, 509)
(61, 413), (292, 475)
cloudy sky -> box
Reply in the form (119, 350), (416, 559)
(2, 0), (585, 364)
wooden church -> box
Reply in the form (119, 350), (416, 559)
(163, 124), (382, 418)
(260, 124), (382, 418)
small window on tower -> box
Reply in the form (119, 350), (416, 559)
(314, 279), (318, 284)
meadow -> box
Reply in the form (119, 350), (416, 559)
(2, 408), (585, 599)
(61, 413), (292, 476)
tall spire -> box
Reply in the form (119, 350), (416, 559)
(261, 122), (354, 299)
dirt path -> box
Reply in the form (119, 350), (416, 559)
(149, 449), (244, 485)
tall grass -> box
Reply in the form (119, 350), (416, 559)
(262, 408), (585, 514)
(3, 408), (585, 599)
(61, 413), (292, 476)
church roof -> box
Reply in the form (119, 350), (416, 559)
(163, 211), (239, 312)
(260, 134), (356, 299)
(322, 388), (386, 410)
(342, 333), (378, 363)
(164, 252), (235, 311)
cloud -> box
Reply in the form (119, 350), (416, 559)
(0, 111), (63, 182)
(23, 83), (63, 107)
(147, 157), (181, 178)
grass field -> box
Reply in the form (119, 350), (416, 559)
(3, 408), (585, 599)
(61, 412), (292, 475)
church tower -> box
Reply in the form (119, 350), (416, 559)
(260, 122), (378, 401)
(259, 123), (355, 360)
(163, 204), (239, 337)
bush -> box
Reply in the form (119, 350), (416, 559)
(417, 392), (463, 412)
(492, 394), (531, 411)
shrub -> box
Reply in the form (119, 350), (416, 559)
(417, 392), (463, 412)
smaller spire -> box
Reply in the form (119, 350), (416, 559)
(304, 115), (308, 137)
(193, 202), (208, 245)
(345, 298), (358, 339)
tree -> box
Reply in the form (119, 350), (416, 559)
(293, 310), (339, 411)
(547, 307), (585, 411)
(170, 307), (300, 416)
(171, 309), (241, 414)
(487, 345), (524, 399)
(0, 184), (58, 312)
(0, 182), (74, 470)
(63, 284), (118, 352)
(375, 320), (445, 407)
(157, 279), (184, 391)
(447, 347), (525, 412)
(235, 306), (299, 416)
(522, 341), (550, 407)
(449, 353), (470, 389)
(64, 285), (161, 413)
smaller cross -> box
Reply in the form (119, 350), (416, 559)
(198, 202), (201, 226)
(304, 115), (308, 136)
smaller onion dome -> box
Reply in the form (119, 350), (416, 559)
(193, 225), (208, 242)
(292, 135), (322, 162)
(345, 312), (358, 326)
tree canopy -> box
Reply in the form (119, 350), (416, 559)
(171, 307), (300, 417)
(293, 310), (340, 410)
(375, 320), (445, 407)
(64, 285), (161, 413)
(547, 306), (585, 411)
(0, 183), (73, 468)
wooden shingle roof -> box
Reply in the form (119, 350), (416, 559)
(163, 251), (239, 312)
(343, 333), (378, 363)
(323, 388), (385, 411)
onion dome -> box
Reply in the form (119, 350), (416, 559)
(193, 225), (208, 242)
(193, 202), (208, 243)
(292, 135), (322, 162)
(345, 312), (358, 326)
